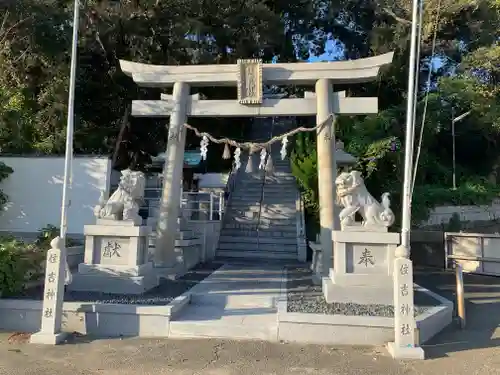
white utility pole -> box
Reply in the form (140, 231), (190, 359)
(399, 0), (422, 254)
(60, 0), (79, 240)
(59, 0), (80, 285)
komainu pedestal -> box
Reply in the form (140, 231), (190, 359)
(68, 169), (159, 294)
(68, 221), (158, 294)
(323, 171), (399, 305)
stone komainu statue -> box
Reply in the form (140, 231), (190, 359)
(94, 168), (146, 222)
(335, 171), (395, 228)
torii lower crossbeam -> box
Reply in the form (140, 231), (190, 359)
(132, 93), (378, 117)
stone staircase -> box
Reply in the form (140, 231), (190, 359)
(216, 120), (305, 261)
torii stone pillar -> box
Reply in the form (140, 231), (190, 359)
(155, 82), (190, 267)
(315, 79), (339, 276)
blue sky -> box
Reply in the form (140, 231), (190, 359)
(304, 38), (445, 79)
(308, 39), (345, 62)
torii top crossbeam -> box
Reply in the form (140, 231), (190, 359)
(119, 52), (394, 88)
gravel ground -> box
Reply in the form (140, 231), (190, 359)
(10, 262), (222, 305)
(286, 266), (440, 317)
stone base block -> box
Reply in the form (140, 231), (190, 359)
(154, 245), (201, 279)
(96, 218), (142, 226)
(78, 262), (153, 277)
(322, 276), (393, 305)
(68, 270), (159, 295)
(330, 269), (393, 287)
(387, 342), (425, 360)
(30, 331), (68, 345)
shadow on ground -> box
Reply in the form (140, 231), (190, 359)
(415, 269), (500, 358)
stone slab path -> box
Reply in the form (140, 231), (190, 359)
(169, 263), (284, 341)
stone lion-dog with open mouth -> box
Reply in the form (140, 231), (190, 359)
(335, 170), (395, 229)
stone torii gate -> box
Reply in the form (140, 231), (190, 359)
(119, 53), (393, 271)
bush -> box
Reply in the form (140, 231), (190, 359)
(36, 224), (80, 248)
(0, 224), (81, 296)
(0, 237), (45, 296)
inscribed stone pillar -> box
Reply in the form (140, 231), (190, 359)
(155, 82), (190, 266)
(30, 237), (68, 345)
(315, 79), (338, 276)
(387, 257), (425, 359)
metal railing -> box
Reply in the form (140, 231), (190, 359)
(146, 191), (225, 222)
(180, 191), (225, 221)
(445, 254), (500, 329)
(454, 262), (466, 329)
(446, 258), (467, 329)
(444, 232), (500, 277)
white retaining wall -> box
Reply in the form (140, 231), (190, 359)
(0, 156), (112, 236)
(424, 199), (500, 226)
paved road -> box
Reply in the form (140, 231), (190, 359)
(0, 329), (499, 375)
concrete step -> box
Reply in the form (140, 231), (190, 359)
(229, 206), (295, 213)
(230, 198), (297, 204)
(168, 305), (278, 341)
(220, 229), (297, 238)
(231, 197), (297, 206)
(235, 185), (297, 190)
(229, 204), (294, 210)
(227, 210), (296, 218)
(218, 235), (297, 245)
(232, 189), (297, 196)
(233, 211), (295, 220)
(217, 242), (297, 252)
(228, 217), (296, 226)
(238, 174), (295, 181)
(223, 222), (297, 230)
(215, 249), (298, 260)
(237, 178), (296, 185)
(233, 182), (297, 188)
(227, 217), (295, 224)
(228, 206), (295, 211)
(232, 183), (296, 189)
(169, 318), (277, 341)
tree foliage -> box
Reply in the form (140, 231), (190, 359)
(0, 0), (499, 225)
(0, 0), (332, 163)
(290, 0), (500, 227)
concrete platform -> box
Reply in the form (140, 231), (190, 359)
(0, 263), (222, 338)
(277, 267), (454, 346)
(0, 295), (190, 337)
(169, 264), (282, 341)
(0, 261), (455, 348)
(168, 262), (453, 347)
(67, 271), (159, 295)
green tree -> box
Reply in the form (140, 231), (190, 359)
(290, 0), (500, 231)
